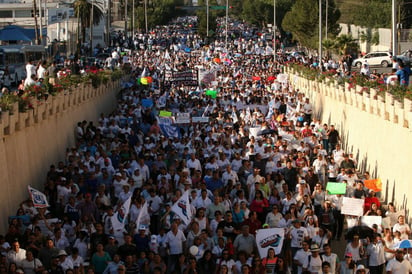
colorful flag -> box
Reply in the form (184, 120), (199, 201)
(256, 228), (285, 257)
(171, 190), (192, 225)
(28, 186), (49, 208)
(326, 182), (347, 195)
(364, 179), (382, 192)
(111, 196), (132, 233)
(135, 201), (150, 229)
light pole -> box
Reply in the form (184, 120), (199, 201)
(225, 0), (228, 49)
(392, 0), (397, 56)
(319, 0), (322, 64)
(206, 0), (209, 38)
(144, 0), (148, 33)
(90, 0), (94, 56)
(125, 0), (128, 38)
(273, 0), (276, 61)
(325, 0), (328, 40)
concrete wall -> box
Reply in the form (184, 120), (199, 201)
(286, 67), (412, 220)
(339, 23), (412, 54)
(0, 80), (120, 232)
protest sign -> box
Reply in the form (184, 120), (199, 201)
(256, 228), (285, 258)
(342, 197), (364, 217)
(326, 182), (347, 195)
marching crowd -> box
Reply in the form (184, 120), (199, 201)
(2, 17), (412, 274)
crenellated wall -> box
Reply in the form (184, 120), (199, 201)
(286, 67), (412, 219)
(0, 80), (121, 232)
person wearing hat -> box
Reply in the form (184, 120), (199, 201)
(57, 249), (74, 272)
(289, 218), (309, 261)
(134, 225), (150, 255)
(386, 249), (412, 274)
(302, 244), (323, 273)
(340, 252), (356, 274)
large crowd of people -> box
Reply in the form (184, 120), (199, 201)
(2, 17), (411, 274)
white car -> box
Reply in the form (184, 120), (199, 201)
(352, 52), (392, 68)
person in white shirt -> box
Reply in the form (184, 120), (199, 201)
(386, 249), (412, 274)
(187, 153), (202, 172)
(293, 240), (311, 274)
(321, 244), (340, 274)
(57, 250), (74, 272)
(165, 222), (186, 272)
(222, 165), (239, 187)
(20, 250), (43, 274)
(7, 240), (26, 267)
(366, 234), (386, 274)
(37, 60), (47, 79)
(392, 215), (411, 240)
(303, 244), (323, 274)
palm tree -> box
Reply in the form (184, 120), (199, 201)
(322, 39), (336, 59)
(74, 0), (104, 46)
(335, 34), (358, 56)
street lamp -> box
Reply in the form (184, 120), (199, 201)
(392, 0), (397, 56)
(225, 0), (228, 49)
(273, 0), (276, 61)
(319, 0), (322, 63)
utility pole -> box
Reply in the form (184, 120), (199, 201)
(273, 0), (276, 61)
(90, 0), (94, 56)
(33, 0), (39, 45)
(225, 0), (228, 49)
(325, 0), (328, 40)
(39, 0), (43, 45)
(319, 0), (322, 66)
(206, 0), (209, 39)
(392, 0), (397, 56)
(132, 0), (135, 37)
(125, 0), (128, 38)
(107, 0), (111, 46)
(144, 0), (148, 33)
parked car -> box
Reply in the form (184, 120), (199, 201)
(352, 51), (392, 68)
(396, 49), (412, 66)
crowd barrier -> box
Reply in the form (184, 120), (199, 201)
(285, 67), (412, 221)
(0, 79), (121, 233)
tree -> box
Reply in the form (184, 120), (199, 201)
(134, 0), (185, 32)
(322, 39), (336, 58)
(241, 0), (273, 28)
(196, 0), (220, 39)
(282, 0), (340, 49)
(350, 0), (391, 28)
(74, 0), (104, 44)
(335, 34), (358, 56)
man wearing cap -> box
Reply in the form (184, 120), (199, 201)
(290, 218), (309, 253)
(386, 249), (412, 274)
(134, 225), (150, 255)
(303, 244), (323, 273)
